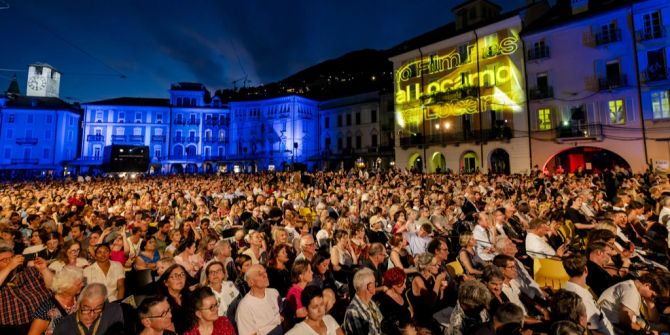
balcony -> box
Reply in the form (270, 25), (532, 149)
(637, 27), (666, 41)
(173, 137), (185, 143)
(643, 67), (668, 82)
(111, 135), (126, 142)
(173, 119), (186, 125)
(555, 123), (603, 142)
(203, 137), (217, 144)
(87, 135), (104, 142)
(527, 46), (550, 60)
(186, 136), (200, 143)
(129, 135), (144, 142)
(79, 156), (102, 161)
(188, 119), (201, 125)
(11, 158), (38, 165)
(15, 137), (38, 145)
(399, 128), (513, 148)
(594, 29), (622, 46)
(205, 118), (218, 126)
(529, 86), (554, 100)
(598, 75), (628, 90)
(151, 135), (166, 143)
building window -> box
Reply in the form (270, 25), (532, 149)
(218, 147), (224, 157)
(346, 136), (352, 148)
(69, 116), (74, 126)
(156, 113), (163, 124)
(337, 115), (342, 127)
(642, 11), (663, 40)
(43, 148), (49, 159)
(355, 135), (362, 149)
(4, 148), (10, 159)
(135, 112), (142, 123)
(371, 134), (378, 147)
(134, 127), (142, 136)
(95, 111), (103, 122)
(371, 110), (377, 123)
(652, 90), (670, 119)
(346, 114), (351, 126)
(94, 146), (101, 159)
(8, 114), (14, 123)
(46, 115), (53, 123)
(337, 138), (343, 150)
(67, 130), (73, 141)
(118, 112), (125, 123)
(355, 112), (361, 125)
(538, 108), (552, 130)
(27, 114), (33, 123)
(325, 117), (330, 129)
(608, 99), (626, 124)
(325, 137), (331, 149)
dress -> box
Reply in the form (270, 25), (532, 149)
(183, 316), (237, 335)
(286, 315), (340, 335)
(31, 297), (78, 335)
(373, 292), (412, 335)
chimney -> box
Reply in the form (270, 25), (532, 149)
(571, 0), (588, 15)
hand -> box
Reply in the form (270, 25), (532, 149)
(7, 255), (24, 271)
(32, 257), (48, 271)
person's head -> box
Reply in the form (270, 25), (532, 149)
(93, 243), (111, 264)
(587, 241), (612, 266)
(299, 234), (316, 257)
(415, 252), (436, 274)
(301, 285), (326, 322)
(550, 289), (587, 328)
(528, 218), (550, 235)
(495, 236), (518, 257)
(77, 283), (108, 327)
(272, 228), (288, 245)
(235, 254), (253, 275)
(311, 252), (331, 276)
(70, 224), (84, 241)
(159, 264), (188, 294)
(493, 302), (524, 328)
(188, 287), (219, 327)
(156, 257), (176, 277)
(383, 267), (407, 293)
(248, 230), (264, 247)
(493, 254), (517, 281)
(457, 280), (491, 316)
(30, 229), (48, 246)
(177, 238), (197, 256)
(245, 264), (269, 289)
(352, 267), (376, 298)
(140, 236), (157, 252)
(138, 295), (173, 332)
(427, 238), (449, 261)
(550, 320), (585, 335)
(562, 254), (588, 279)
(45, 232), (60, 251)
(270, 243), (291, 267)
(389, 233), (406, 248)
(476, 212), (490, 228)
(418, 223), (433, 237)
(291, 259), (313, 284)
(212, 239), (233, 259)
(51, 265), (85, 296)
(368, 243), (387, 266)
(60, 239), (81, 262)
(481, 265), (504, 297)
(202, 261), (226, 287)
(333, 229), (349, 247)
(459, 231), (475, 248)
(638, 273), (665, 300)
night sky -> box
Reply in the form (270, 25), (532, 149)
(0, 0), (529, 102)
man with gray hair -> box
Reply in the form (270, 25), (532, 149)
(54, 283), (125, 335)
(342, 268), (383, 335)
(294, 234), (316, 262)
(200, 239), (235, 283)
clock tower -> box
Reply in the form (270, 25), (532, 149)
(26, 63), (61, 98)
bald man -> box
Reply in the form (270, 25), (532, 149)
(235, 264), (282, 335)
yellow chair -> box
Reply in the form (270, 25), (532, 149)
(299, 207), (312, 218)
(533, 258), (569, 290)
(446, 261), (464, 278)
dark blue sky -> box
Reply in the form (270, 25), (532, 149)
(0, 0), (528, 102)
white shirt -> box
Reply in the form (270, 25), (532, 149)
(598, 280), (641, 327)
(83, 261), (125, 302)
(502, 280), (527, 314)
(210, 281), (240, 316)
(286, 315), (340, 335)
(525, 232), (556, 259)
(236, 288), (282, 335)
(660, 206), (670, 247)
(473, 225), (495, 261)
(563, 281), (615, 335)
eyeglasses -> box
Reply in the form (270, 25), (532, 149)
(169, 272), (186, 280)
(147, 307), (171, 319)
(208, 269), (224, 276)
(80, 305), (104, 315)
(199, 302), (219, 312)
(69, 248), (81, 253)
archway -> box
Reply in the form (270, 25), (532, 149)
(170, 164), (184, 174)
(407, 152), (423, 172)
(431, 152), (446, 173)
(185, 163), (198, 174)
(490, 148), (510, 175)
(185, 145), (197, 159)
(172, 145), (184, 159)
(460, 151), (478, 174)
(543, 146), (630, 174)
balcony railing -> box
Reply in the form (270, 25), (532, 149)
(87, 135), (104, 142)
(130, 135), (144, 142)
(556, 123), (603, 140)
(173, 137), (185, 143)
(151, 135), (166, 143)
(79, 156), (103, 161)
(111, 135), (126, 142)
(644, 67), (668, 82)
(527, 46), (550, 60)
(594, 29), (622, 46)
(203, 137), (217, 144)
(399, 128), (513, 147)
(15, 137), (38, 145)
(529, 86), (554, 100)
(173, 119), (186, 125)
(598, 75), (628, 90)
(188, 119), (201, 125)
(637, 27), (666, 41)
(11, 158), (39, 165)
(187, 136), (200, 143)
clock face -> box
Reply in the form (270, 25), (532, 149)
(28, 76), (46, 90)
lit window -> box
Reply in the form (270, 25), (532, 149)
(651, 90), (670, 119)
(608, 99), (625, 124)
(538, 108), (552, 130)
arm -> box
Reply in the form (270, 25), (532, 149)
(331, 247), (342, 271)
(33, 257), (54, 289)
(0, 255), (23, 286)
(27, 319), (49, 335)
(459, 250), (483, 276)
(116, 277), (125, 300)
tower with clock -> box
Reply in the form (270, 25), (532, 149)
(26, 63), (61, 98)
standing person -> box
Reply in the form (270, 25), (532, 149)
(286, 286), (344, 335)
(0, 241), (53, 334)
(53, 283), (124, 335)
(235, 264), (282, 335)
(342, 268), (383, 335)
(28, 266), (85, 335)
(137, 296), (176, 335)
(183, 287), (237, 335)
(83, 243), (126, 302)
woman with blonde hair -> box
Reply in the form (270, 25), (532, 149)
(28, 266), (85, 335)
(458, 231), (485, 277)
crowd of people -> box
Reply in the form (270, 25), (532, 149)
(1, 165), (670, 335)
